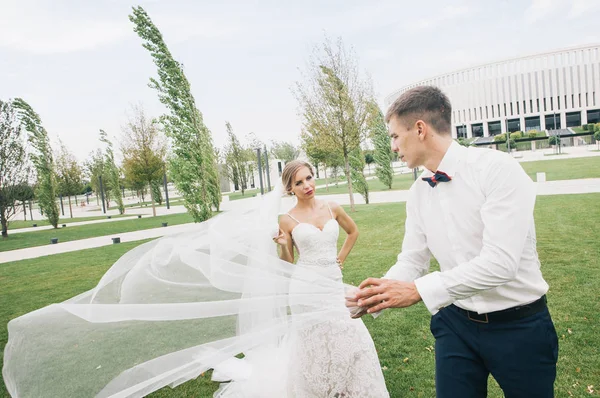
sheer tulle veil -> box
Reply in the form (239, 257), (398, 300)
(2, 182), (360, 398)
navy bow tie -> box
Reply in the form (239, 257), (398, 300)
(422, 171), (452, 187)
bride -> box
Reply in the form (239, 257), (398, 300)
(273, 160), (388, 397)
(3, 161), (388, 398)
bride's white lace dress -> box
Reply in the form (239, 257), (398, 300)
(285, 209), (389, 398)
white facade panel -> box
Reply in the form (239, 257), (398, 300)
(385, 44), (600, 138)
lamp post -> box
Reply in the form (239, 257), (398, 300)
(504, 118), (511, 154)
(98, 176), (106, 214)
(255, 148), (264, 195)
(553, 112), (561, 154)
(163, 168), (170, 209)
(263, 145), (271, 192)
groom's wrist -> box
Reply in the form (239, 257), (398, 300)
(409, 282), (422, 304)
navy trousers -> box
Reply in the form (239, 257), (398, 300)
(430, 304), (559, 398)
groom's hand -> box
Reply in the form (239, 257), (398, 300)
(355, 278), (422, 314)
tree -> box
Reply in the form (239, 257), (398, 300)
(13, 98), (60, 229)
(120, 107), (166, 217)
(130, 6), (221, 222)
(223, 122), (250, 195)
(364, 151), (375, 174)
(594, 130), (600, 150)
(294, 36), (373, 211)
(55, 142), (83, 218)
(301, 130), (343, 191)
(85, 149), (107, 207)
(270, 141), (300, 163)
(99, 130), (125, 214)
(0, 99), (31, 237)
(366, 102), (393, 190)
(349, 147), (369, 204)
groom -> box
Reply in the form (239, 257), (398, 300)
(353, 86), (558, 397)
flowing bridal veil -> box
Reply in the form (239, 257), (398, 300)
(3, 183), (362, 398)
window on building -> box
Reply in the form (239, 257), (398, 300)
(471, 123), (484, 137)
(537, 99), (540, 112)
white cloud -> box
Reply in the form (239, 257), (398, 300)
(524, 0), (599, 24)
(524, 0), (564, 23)
(568, 0), (600, 19)
(0, 1), (130, 54)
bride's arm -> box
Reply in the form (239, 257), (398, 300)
(275, 217), (294, 263)
(330, 202), (358, 267)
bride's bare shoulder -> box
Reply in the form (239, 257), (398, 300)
(325, 200), (341, 213)
(278, 210), (297, 233)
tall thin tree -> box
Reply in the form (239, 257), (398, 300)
(0, 99), (31, 237)
(367, 102), (394, 189)
(129, 6), (221, 222)
(13, 98), (60, 228)
(100, 129), (125, 214)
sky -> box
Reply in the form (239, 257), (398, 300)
(1, 0), (600, 163)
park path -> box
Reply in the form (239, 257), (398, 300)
(1, 177), (599, 264)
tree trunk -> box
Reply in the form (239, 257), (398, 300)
(23, 201), (27, 221)
(75, 195), (78, 206)
(344, 155), (355, 212)
(324, 164), (329, 192)
(1, 209), (7, 238)
(68, 195), (73, 218)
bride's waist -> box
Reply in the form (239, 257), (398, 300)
(296, 257), (337, 267)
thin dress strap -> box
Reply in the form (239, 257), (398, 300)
(326, 202), (334, 220)
(286, 213), (300, 224)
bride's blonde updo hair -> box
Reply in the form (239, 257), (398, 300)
(281, 160), (315, 195)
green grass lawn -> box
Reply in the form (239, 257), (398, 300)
(0, 213), (196, 252)
(520, 155), (600, 181)
(1, 194), (598, 397)
(6, 214), (132, 230)
(318, 172), (416, 196)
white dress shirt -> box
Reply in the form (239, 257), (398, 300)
(384, 141), (549, 315)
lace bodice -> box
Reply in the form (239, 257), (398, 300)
(291, 219), (339, 267)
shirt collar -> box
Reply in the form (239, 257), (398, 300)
(424, 140), (466, 178)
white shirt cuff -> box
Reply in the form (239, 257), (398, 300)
(414, 271), (452, 315)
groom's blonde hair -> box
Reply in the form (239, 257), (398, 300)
(281, 160), (314, 195)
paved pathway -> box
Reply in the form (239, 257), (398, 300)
(1, 178), (599, 264)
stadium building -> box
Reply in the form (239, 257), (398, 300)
(384, 44), (600, 144)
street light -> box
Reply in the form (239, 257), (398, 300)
(255, 147), (264, 195)
(263, 145), (271, 192)
(504, 118), (511, 154)
(553, 112), (562, 155)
